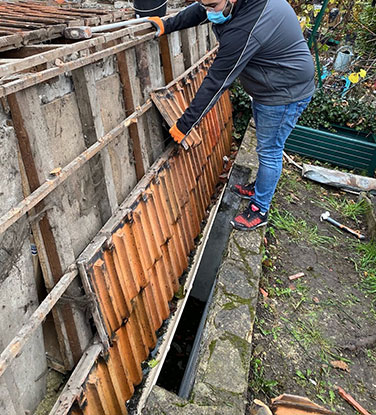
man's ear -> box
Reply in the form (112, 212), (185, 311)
(229, 0), (237, 3)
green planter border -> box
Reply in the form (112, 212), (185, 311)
(285, 125), (376, 176)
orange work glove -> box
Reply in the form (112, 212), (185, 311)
(169, 123), (186, 144)
(148, 16), (165, 37)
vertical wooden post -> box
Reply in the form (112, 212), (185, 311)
(7, 89), (92, 369)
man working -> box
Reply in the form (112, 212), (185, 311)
(149, 0), (315, 230)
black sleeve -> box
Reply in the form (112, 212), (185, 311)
(163, 2), (208, 33)
(176, 27), (262, 135)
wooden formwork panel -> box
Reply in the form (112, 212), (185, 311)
(0, 17), (220, 414)
(0, 1), (134, 52)
(71, 67), (233, 413)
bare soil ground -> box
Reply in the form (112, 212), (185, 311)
(247, 159), (376, 414)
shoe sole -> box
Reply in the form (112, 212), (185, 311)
(230, 187), (254, 200)
(230, 220), (267, 231)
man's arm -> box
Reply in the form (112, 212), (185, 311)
(163, 3), (208, 34)
(175, 27), (261, 138)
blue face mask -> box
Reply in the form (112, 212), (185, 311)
(207, 0), (232, 24)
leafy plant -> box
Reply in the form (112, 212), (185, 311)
(249, 356), (279, 397)
(298, 89), (376, 137)
(230, 80), (252, 139)
(355, 0), (376, 58)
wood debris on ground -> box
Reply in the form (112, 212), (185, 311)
(271, 394), (334, 415)
(336, 386), (371, 415)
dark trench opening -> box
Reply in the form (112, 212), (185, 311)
(156, 296), (206, 393)
(155, 163), (250, 399)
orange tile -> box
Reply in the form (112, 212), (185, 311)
(115, 328), (142, 386)
(126, 314), (149, 364)
(112, 231), (141, 298)
(82, 383), (106, 415)
(144, 283), (162, 331)
(133, 293), (157, 350)
(103, 251), (131, 321)
(94, 361), (125, 415)
(118, 224), (148, 288)
(107, 346), (134, 404)
(148, 267), (170, 321)
(92, 260), (121, 335)
(133, 199), (162, 265)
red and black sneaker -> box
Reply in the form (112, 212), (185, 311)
(231, 203), (268, 231)
(231, 182), (255, 199)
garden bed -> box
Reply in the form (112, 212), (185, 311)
(286, 124), (376, 176)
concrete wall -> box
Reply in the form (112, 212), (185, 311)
(0, 106), (47, 415)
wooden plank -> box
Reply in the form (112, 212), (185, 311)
(0, 22), (152, 78)
(159, 35), (173, 85)
(0, 267), (78, 378)
(49, 343), (103, 415)
(0, 100), (152, 236)
(77, 264), (110, 350)
(0, 25), (66, 53)
(134, 40), (166, 163)
(2, 44), (62, 58)
(0, 31), (155, 98)
(72, 65), (119, 220)
(8, 91), (82, 369)
(139, 40), (165, 161)
(116, 47), (145, 180)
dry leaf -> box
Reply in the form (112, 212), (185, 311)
(331, 360), (350, 372)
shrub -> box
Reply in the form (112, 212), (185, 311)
(230, 80), (252, 139)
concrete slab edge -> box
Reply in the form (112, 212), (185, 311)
(143, 129), (264, 415)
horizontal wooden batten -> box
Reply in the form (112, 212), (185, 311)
(0, 1), (134, 52)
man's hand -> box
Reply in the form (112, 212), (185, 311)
(147, 17), (165, 37)
(169, 123), (186, 144)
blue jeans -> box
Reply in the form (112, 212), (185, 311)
(250, 97), (311, 212)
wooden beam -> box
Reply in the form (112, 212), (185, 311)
(0, 267), (78, 379)
(48, 343), (103, 415)
(159, 35), (173, 85)
(0, 31), (155, 98)
(0, 22), (152, 79)
(116, 47), (145, 180)
(8, 91), (82, 368)
(0, 100), (152, 236)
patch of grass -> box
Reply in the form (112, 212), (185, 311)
(319, 196), (369, 223)
(249, 356), (279, 398)
(354, 240), (376, 296)
(269, 208), (334, 246)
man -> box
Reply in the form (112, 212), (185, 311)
(149, 0), (315, 230)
